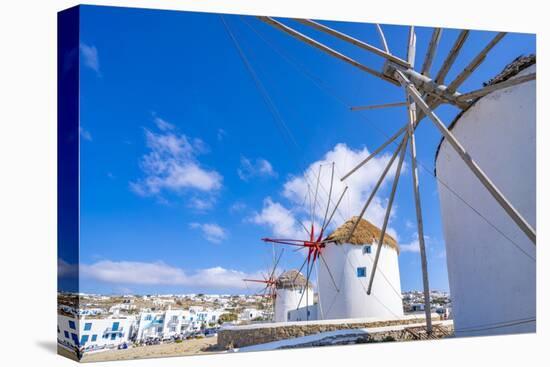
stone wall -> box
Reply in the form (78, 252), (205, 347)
(218, 315), (446, 348)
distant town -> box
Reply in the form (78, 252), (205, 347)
(57, 290), (451, 360)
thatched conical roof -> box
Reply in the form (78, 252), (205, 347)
(275, 270), (312, 290)
(325, 216), (399, 253)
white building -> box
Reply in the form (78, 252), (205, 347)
(318, 217), (404, 320)
(239, 308), (263, 321)
(134, 308), (223, 341)
(57, 314), (135, 352)
(435, 56), (536, 336)
(274, 270), (314, 322)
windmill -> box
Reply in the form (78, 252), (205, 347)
(261, 162), (346, 321)
(242, 248), (285, 320)
(256, 17), (537, 334)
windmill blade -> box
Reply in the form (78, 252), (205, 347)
(434, 30), (470, 85)
(350, 101), (407, 111)
(296, 217), (312, 237)
(295, 258), (315, 311)
(319, 252), (340, 292)
(268, 248), (285, 281)
(321, 162), (335, 231)
(456, 73), (535, 102)
(292, 256), (309, 284)
(345, 133), (408, 242)
(405, 90), (432, 334)
(407, 26), (417, 67)
(258, 17), (400, 85)
(341, 124), (407, 181)
(295, 19), (409, 68)
(447, 32), (507, 93)
(375, 24), (390, 53)
(395, 70), (536, 244)
(367, 133), (408, 294)
(322, 186), (349, 233)
(312, 165), (322, 225)
(421, 28), (442, 77)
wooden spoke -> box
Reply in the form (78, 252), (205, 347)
(434, 30), (469, 85)
(258, 17), (400, 85)
(421, 28), (442, 77)
(456, 73), (535, 102)
(375, 24), (390, 53)
(396, 70), (536, 244)
(341, 124), (407, 181)
(295, 19), (410, 67)
(447, 32), (507, 93)
(350, 101), (407, 111)
(345, 133), (408, 242)
(367, 134), (408, 294)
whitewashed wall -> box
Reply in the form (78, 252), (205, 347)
(318, 243), (403, 320)
(57, 314), (135, 350)
(274, 287), (314, 322)
(436, 65), (536, 336)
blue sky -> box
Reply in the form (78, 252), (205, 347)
(61, 5), (535, 295)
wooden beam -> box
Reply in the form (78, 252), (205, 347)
(395, 70), (536, 244)
(341, 124), (407, 181)
(367, 133), (408, 294)
(407, 26), (417, 68)
(375, 24), (390, 53)
(447, 32), (507, 93)
(258, 17), (399, 85)
(434, 30), (470, 85)
(345, 133), (407, 242)
(405, 92), (432, 334)
(294, 18), (410, 68)
(421, 28), (442, 77)
(350, 101), (407, 111)
(456, 73), (535, 102)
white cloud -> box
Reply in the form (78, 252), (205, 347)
(153, 117), (175, 131)
(252, 143), (403, 240)
(130, 119), (222, 201)
(80, 43), (100, 75)
(250, 197), (305, 239)
(237, 156), (278, 181)
(229, 201), (247, 213)
(189, 222), (227, 243)
(80, 260), (262, 290)
(79, 127), (92, 141)
(188, 197), (215, 211)
(399, 239), (420, 253)
(217, 129), (227, 141)
(58, 258), (78, 278)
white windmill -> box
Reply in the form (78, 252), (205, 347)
(250, 17), (537, 335)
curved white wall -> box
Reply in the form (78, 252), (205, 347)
(436, 65), (536, 336)
(318, 243), (403, 320)
(274, 287), (314, 322)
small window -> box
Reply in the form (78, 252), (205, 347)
(111, 333), (116, 340)
(91, 334), (97, 342)
(81, 335), (89, 345)
(64, 331), (69, 338)
(84, 322), (92, 331)
(68, 320), (76, 330)
(71, 333), (79, 345)
(357, 267), (367, 278)
(145, 314), (152, 321)
(363, 245), (372, 254)
(112, 322), (120, 331)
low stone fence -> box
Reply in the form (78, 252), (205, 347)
(218, 314), (445, 348)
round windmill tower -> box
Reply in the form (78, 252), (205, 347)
(274, 270), (314, 322)
(319, 217), (404, 320)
